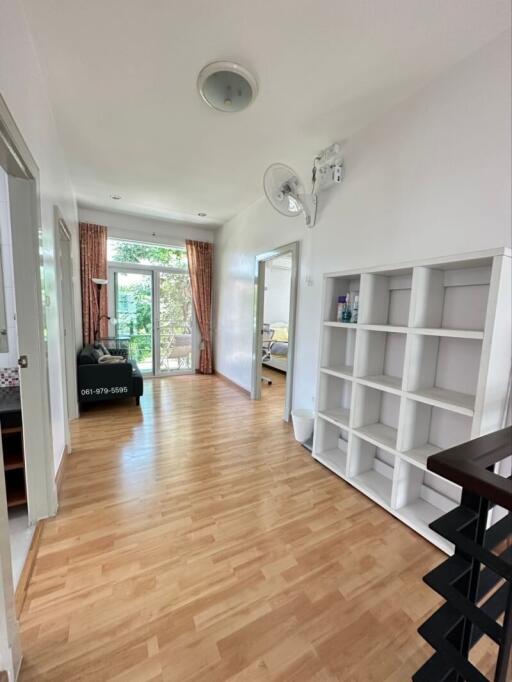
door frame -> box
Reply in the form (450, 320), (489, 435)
(0, 93), (57, 678)
(0, 97), (57, 521)
(251, 241), (300, 421)
(108, 260), (198, 377)
(54, 207), (79, 444)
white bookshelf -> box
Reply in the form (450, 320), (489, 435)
(313, 248), (511, 554)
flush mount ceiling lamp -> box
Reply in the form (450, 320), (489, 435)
(197, 61), (258, 112)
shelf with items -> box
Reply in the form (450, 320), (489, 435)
(393, 459), (460, 553)
(323, 274), (360, 324)
(320, 325), (356, 379)
(314, 249), (511, 555)
(313, 419), (349, 478)
(354, 329), (406, 395)
(349, 435), (395, 507)
(317, 373), (352, 429)
(403, 334), (481, 416)
(357, 269), (412, 327)
(409, 261), (491, 334)
(352, 384), (400, 452)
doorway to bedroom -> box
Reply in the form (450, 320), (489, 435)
(251, 242), (299, 421)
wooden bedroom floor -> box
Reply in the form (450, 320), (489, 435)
(18, 375), (494, 680)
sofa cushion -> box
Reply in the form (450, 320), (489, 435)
(78, 344), (112, 365)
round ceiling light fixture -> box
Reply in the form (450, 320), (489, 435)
(110, 194), (122, 200)
(197, 61), (258, 113)
(197, 212), (207, 217)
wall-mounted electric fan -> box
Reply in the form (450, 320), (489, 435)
(263, 163), (317, 227)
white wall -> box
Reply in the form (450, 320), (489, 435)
(0, 169), (18, 369)
(214, 32), (512, 404)
(78, 206), (215, 247)
(0, 0), (79, 475)
(264, 262), (291, 324)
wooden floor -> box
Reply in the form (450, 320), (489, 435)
(16, 373), (483, 680)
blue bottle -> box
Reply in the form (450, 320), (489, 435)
(342, 293), (352, 322)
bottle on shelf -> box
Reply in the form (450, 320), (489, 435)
(342, 292), (352, 322)
(337, 295), (346, 322)
(352, 294), (359, 323)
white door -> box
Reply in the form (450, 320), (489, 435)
(109, 267), (155, 374)
(9, 177), (57, 522)
(155, 270), (196, 375)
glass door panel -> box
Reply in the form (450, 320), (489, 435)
(114, 270), (154, 374)
(158, 272), (193, 373)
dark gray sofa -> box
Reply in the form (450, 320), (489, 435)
(77, 344), (143, 406)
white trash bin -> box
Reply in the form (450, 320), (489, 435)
(291, 409), (314, 444)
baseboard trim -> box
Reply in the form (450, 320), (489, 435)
(15, 521), (43, 618)
(214, 371), (251, 396)
(55, 445), (69, 495)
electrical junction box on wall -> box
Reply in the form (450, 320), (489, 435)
(316, 142), (344, 190)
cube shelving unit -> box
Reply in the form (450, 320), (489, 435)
(313, 248), (511, 553)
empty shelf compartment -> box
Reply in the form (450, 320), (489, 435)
(394, 460), (460, 536)
(318, 374), (352, 428)
(399, 401), (473, 468)
(355, 329), (405, 393)
(320, 324), (356, 375)
(350, 436), (395, 506)
(313, 420), (349, 477)
(409, 262), (491, 333)
(352, 385), (400, 451)
(404, 335), (481, 415)
(357, 270), (412, 326)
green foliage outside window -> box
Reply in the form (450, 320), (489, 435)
(109, 240), (192, 370)
(108, 239), (188, 269)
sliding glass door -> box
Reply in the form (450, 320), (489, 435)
(112, 269), (154, 373)
(109, 264), (196, 376)
(157, 272), (193, 372)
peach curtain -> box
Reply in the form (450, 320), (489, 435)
(186, 240), (213, 374)
(79, 222), (108, 345)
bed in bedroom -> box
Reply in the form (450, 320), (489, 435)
(262, 323), (288, 373)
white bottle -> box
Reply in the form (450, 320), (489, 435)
(352, 295), (359, 323)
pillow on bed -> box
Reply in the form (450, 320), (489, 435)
(271, 326), (288, 342)
(271, 342), (288, 356)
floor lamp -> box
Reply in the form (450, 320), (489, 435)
(92, 277), (109, 345)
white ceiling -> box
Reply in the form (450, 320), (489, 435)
(22, 0), (510, 227)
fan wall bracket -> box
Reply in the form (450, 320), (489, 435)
(300, 193), (317, 228)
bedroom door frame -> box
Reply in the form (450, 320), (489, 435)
(251, 241), (299, 422)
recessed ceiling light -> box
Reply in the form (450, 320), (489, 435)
(110, 194), (122, 200)
(198, 212), (207, 217)
(197, 61), (258, 113)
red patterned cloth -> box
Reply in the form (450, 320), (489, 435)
(79, 223), (108, 345)
(186, 240), (213, 374)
